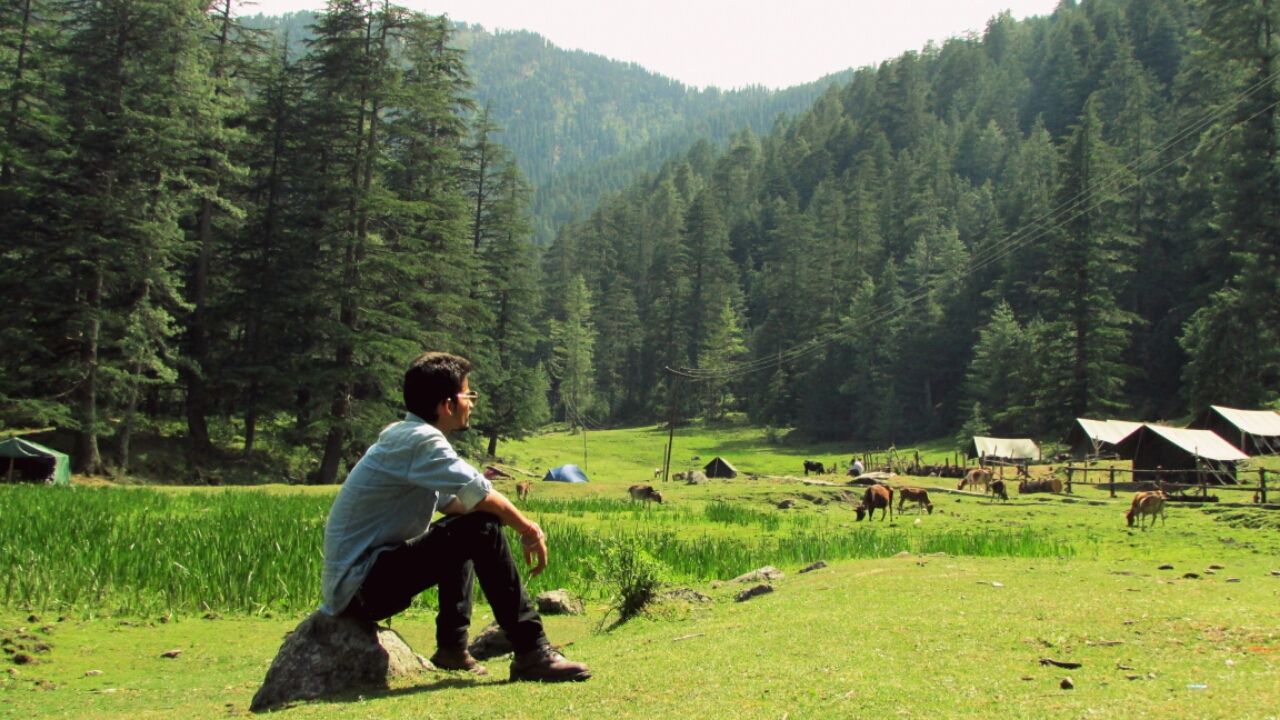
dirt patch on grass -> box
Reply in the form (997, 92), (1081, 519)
(1201, 507), (1280, 531)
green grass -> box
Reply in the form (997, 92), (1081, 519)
(2, 423), (1278, 718)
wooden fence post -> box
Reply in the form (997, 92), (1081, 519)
(1109, 467), (1116, 498)
(1065, 465), (1073, 494)
(1260, 468), (1267, 504)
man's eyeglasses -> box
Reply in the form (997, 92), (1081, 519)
(456, 391), (479, 403)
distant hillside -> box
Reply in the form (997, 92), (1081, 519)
(455, 26), (849, 243)
(241, 12), (849, 244)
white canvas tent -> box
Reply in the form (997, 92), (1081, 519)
(1114, 424), (1249, 485)
(1067, 418), (1143, 459)
(966, 436), (1041, 463)
(1190, 406), (1280, 455)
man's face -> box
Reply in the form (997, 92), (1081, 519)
(437, 376), (476, 433)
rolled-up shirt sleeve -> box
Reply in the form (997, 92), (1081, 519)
(407, 431), (492, 511)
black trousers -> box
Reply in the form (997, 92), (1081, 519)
(342, 511), (547, 654)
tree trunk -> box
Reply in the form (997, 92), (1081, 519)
(76, 257), (104, 475)
(115, 363), (142, 476)
(184, 193), (216, 461)
(1, 0), (33, 186)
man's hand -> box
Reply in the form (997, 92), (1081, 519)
(470, 489), (548, 577)
(520, 523), (547, 577)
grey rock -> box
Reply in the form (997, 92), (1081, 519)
(731, 566), (784, 583)
(661, 587), (713, 603)
(250, 611), (428, 712)
(798, 561), (828, 573)
(467, 623), (513, 661)
(686, 471), (709, 485)
(535, 589), (584, 616)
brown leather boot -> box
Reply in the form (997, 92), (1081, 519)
(429, 647), (488, 676)
(509, 645), (591, 682)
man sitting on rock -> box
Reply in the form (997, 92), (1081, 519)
(321, 351), (591, 683)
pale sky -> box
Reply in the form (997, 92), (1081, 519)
(242, 0), (1061, 90)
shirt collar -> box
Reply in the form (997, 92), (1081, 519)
(405, 412), (446, 434)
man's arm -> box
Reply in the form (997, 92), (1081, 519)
(470, 489), (548, 576)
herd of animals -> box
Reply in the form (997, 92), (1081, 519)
(497, 459), (1176, 530)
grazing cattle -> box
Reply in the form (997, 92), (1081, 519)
(898, 487), (933, 514)
(855, 484), (893, 521)
(989, 479), (1008, 502)
(1126, 491), (1167, 529)
(685, 470), (708, 485)
(1018, 478), (1063, 494)
(958, 467), (993, 492)
(628, 484), (665, 504)
(653, 467), (662, 480)
(515, 480), (532, 502)
(803, 460), (826, 475)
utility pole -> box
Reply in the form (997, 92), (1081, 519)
(662, 367), (679, 483)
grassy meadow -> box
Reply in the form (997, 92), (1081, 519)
(2, 422), (1278, 718)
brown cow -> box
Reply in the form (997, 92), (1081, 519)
(898, 487), (933, 514)
(958, 467), (992, 492)
(515, 480), (532, 502)
(855, 484), (893, 521)
(1126, 491), (1167, 529)
(628, 484), (664, 504)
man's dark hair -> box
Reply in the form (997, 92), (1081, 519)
(404, 352), (472, 422)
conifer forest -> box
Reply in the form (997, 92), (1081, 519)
(1, 0), (1277, 481)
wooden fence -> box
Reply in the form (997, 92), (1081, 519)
(854, 450), (1271, 505)
(1059, 464), (1269, 503)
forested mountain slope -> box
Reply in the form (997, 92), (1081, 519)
(455, 26), (849, 243)
(3, 0), (1276, 484)
(542, 0), (1279, 442)
(243, 12), (847, 244)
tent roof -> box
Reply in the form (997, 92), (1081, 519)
(1074, 418), (1143, 446)
(703, 456), (738, 477)
(1118, 424), (1249, 463)
(0, 437), (68, 460)
(0, 437), (72, 485)
(1202, 406), (1280, 437)
(968, 436), (1040, 460)
(542, 464), (589, 483)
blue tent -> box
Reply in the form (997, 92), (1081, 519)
(543, 464), (589, 483)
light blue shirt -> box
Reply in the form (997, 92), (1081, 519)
(320, 413), (493, 615)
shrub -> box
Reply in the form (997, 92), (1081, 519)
(594, 537), (666, 628)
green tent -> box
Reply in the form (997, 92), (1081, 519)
(0, 437), (71, 486)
